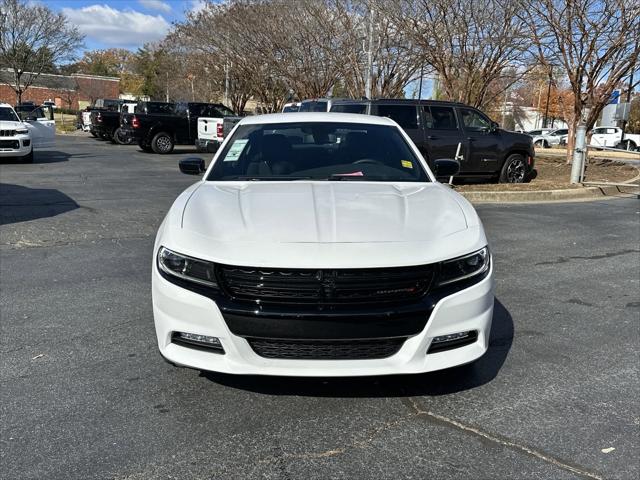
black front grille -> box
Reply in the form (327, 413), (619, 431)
(217, 264), (435, 305)
(0, 129), (16, 137)
(247, 337), (406, 360)
(0, 140), (20, 149)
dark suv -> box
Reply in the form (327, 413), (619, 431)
(330, 99), (535, 182)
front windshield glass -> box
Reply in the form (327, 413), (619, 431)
(331, 104), (367, 114)
(0, 107), (20, 122)
(299, 101), (328, 112)
(207, 122), (429, 182)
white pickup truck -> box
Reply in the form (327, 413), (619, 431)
(196, 108), (241, 153)
(590, 126), (640, 151)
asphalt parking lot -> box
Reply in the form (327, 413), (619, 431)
(1, 135), (638, 480)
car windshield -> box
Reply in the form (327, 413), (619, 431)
(207, 122), (429, 182)
(299, 101), (328, 112)
(331, 104), (367, 114)
(0, 107), (20, 122)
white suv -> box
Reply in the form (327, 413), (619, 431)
(0, 103), (55, 163)
(153, 113), (494, 376)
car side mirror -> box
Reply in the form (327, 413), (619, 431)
(26, 115), (37, 122)
(490, 121), (499, 132)
(433, 158), (460, 177)
(179, 157), (206, 175)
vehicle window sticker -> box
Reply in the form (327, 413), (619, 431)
(224, 139), (249, 161)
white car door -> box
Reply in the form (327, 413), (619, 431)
(590, 128), (608, 147)
(25, 107), (55, 148)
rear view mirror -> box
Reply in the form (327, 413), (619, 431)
(433, 158), (460, 177)
(179, 157), (206, 175)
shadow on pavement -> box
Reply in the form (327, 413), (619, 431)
(202, 298), (514, 397)
(0, 183), (79, 225)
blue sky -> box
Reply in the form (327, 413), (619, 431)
(46, 0), (208, 51)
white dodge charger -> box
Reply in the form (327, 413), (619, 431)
(152, 113), (494, 376)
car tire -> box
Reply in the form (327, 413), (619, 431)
(113, 128), (127, 145)
(615, 140), (636, 151)
(90, 130), (98, 138)
(499, 154), (528, 183)
(534, 139), (544, 148)
(151, 132), (174, 154)
(21, 149), (34, 163)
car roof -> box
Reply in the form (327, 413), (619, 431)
(330, 98), (467, 107)
(238, 112), (398, 126)
(0, 103), (13, 108)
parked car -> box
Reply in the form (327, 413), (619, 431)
(590, 126), (640, 151)
(527, 128), (568, 148)
(195, 104), (241, 153)
(282, 102), (301, 113)
(1, 103), (55, 163)
(331, 99), (535, 183)
(120, 102), (237, 154)
(153, 112), (493, 376)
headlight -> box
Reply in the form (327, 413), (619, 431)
(437, 247), (490, 286)
(157, 247), (218, 288)
(15, 128), (29, 135)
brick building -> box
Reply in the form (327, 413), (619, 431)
(0, 69), (120, 110)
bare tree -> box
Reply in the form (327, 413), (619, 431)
(384, 0), (532, 109)
(335, 0), (422, 98)
(0, 0), (83, 104)
(523, 0), (640, 161)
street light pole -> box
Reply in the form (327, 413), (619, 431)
(364, 6), (374, 99)
(543, 68), (553, 128)
(619, 69), (634, 148)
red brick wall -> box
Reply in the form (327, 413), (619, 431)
(0, 75), (120, 110)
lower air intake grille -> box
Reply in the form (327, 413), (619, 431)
(0, 140), (20, 149)
(247, 337), (406, 360)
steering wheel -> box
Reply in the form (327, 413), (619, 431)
(352, 158), (384, 166)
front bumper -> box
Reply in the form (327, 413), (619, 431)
(0, 136), (31, 157)
(152, 261), (495, 376)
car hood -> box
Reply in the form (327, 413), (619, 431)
(0, 120), (25, 130)
(181, 182), (468, 244)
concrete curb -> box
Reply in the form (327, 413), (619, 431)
(459, 167), (640, 204)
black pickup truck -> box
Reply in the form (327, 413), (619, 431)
(88, 99), (134, 142)
(120, 102), (238, 154)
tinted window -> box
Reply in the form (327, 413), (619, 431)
(426, 106), (458, 130)
(377, 105), (418, 129)
(282, 105), (299, 113)
(299, 101), (328, 112)
(593, 128), (607, 134)
(331, 104), (367, 114)
(460, 108), (491, 131)
(208, 122), (428, 182)
(0, 107), (19, 122)
(552, 129), (568, 135)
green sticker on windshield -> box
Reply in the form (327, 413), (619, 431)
(224, 139), (248, 161)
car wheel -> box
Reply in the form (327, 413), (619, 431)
(90, 131), (98, 138)
(534, 139), (544, 148)
(151, 132), (174, 154)
(21, 149), (34, 164)
(499, 154), (528, 183)
(615, 140), (636, 151)
(113, 128), (127, 145)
